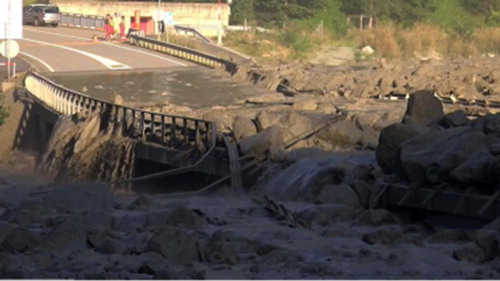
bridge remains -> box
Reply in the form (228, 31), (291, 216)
(20, 71), (234, 191)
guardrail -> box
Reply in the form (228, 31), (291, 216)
(174, 25), (211, 43)
(60, 13), (105, 30)
(129, 34), (238, 74)
(23, 71), (217, 152)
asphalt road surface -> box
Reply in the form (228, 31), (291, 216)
(14, 26), (193, 74)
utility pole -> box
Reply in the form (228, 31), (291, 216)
(217, 0), (222, 45)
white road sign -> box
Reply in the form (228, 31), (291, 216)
(0, 40), (20, 58)
(0, 0), (23, 39)
(164, 12), (174, 25)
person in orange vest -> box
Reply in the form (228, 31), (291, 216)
(108, 15), (116, 41)
(120, 16), (126, 42)
(104, 14), (111, 40)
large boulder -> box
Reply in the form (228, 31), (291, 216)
(232, 116), (257, 140)
(450, 149), (494, 185)
(402, 90), (444, 127)
(146, 227), (200, 265)
(375, 123), (424, 174)
(280, 112), (313, 144)
(440, 110), (470, 128)
(399, 127), (487, 183)
(317, 120), (363, 147)
(255, 111), (279, 131)
(315, 184), (361, 208)
(238, 125), (285, 159)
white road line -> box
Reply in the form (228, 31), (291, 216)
(20, 51), (55, 72)
(24, 27), (188, 67)
(22, 38), (131, 70)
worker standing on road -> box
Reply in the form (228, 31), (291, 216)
(120, 16), (126, 42)
(109, 16), (116, 41)
(104, 14), (111, 40)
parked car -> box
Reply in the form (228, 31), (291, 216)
(23, 4), (61, 27)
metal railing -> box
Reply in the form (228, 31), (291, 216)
(60, 13), (105, 30)
(129, 34), (237, 74)
(23, 72), (217, 152)
(174, 25), (211, 43)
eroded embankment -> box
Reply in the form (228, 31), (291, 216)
(41, 110), (135, 184)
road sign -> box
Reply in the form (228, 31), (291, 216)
(0, 40), (20, 59)
(164, 12), (174, 25)
(0, 0), (23, 39)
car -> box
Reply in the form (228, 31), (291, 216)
(23, 4), (61, 27)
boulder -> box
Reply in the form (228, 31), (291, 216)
(238, 125), (285, 159)
(255, 111), (279, 131)
(280, 112), (313, 144)
(233, 116), (257, 140)
(453, 244), (487, 264)
(315, 184), (361, 208)
(146, 227), (200, 265)
(440, 110), (470, 128)
(317, 120), (363, 147)
(402, 90), (444, 127)
(398, 128), (486, 183)
(450, 149), (494, 185)
(0, 223), (38, 253)
(375, 123), (424, 174)
(473, 114), (500, 137)
(472, 230), (499, 261)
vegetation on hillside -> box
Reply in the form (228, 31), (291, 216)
(224, 0), (500, 61)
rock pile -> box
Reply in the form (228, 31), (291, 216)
(233, 57), (500, 102)
(377, 90), (500, 191)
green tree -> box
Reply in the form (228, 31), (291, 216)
(341, 0), (436, 26)
(229, 0), (255, 25)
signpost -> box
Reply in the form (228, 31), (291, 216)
(0, 0), (23, 82)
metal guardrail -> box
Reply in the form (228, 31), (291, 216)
(23, 71), (217, 152)
(129, 34), (238, 74)
(60, 13), (105, 30)
(174, 25), (211, 43)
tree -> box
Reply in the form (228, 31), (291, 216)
(229, 0), (255, 25)
(341, 0), (436, 26)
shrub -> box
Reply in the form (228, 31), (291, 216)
(355, 23), (400, 58)
(473, 27), (500, 54)
(399, 23), (447, 58)
(278, 28), (315, 58)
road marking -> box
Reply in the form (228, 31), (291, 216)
(24, 27), (188, 67)
(22, 38), (131, 70)
(20, 51), (55, 72)
(22, 41), (99, 48)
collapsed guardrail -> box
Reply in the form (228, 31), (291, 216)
(23, 71), (216, 152)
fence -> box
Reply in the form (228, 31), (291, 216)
(60, 13), (106, 30)
(23, 71), (217, 152)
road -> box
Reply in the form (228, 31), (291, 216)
(15, 26), (192, 73)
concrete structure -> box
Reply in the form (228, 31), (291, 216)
(50, 0), (230, 37)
